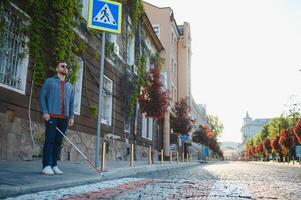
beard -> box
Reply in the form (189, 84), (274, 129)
(59, 70), (67, 76)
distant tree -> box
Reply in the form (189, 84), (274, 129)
(279, 128), (295, 156)
(192, 125), (209, 145)
(139, 67), (169, 119)
(271, 135), (281, 153)
(268, 116), (289, 140)
(263, 138), (271, 156)
(293, 118), (301, 144)
(170, 97), (194, 135)
(208, 115), (224, 138)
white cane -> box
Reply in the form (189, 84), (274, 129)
(51, 121), (103, 176)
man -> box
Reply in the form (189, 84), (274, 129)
(39, 62), (75, 175)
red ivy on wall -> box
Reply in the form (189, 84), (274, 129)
(139, 67), (169, 120)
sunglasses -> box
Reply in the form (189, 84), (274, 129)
(60, 64), (68, 69)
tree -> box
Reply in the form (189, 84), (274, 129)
(139, 67), (169, 119)
(279, 128), (295, 156)
(293, 118), (301, 144)
(170, 98), (194, 135)
(271, 135), (281, 153)
(208, 115), (224, 138)
(263, 138), (271, 156)
(192, 125), (210, 145)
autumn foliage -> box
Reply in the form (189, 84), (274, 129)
(279, 128), (295, 156)
(139, 67), (169, 120)
(293, 118), (301, 144)
(263, 138), (271, 154)
(170, 98), (194, 135)
(192, 125), (222, 157)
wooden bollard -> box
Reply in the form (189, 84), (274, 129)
(101, 142), (106, 171)
(176, 152), (179, 163)
(148, 146), (152, 165)
(130, 144), (134, 167)
(161, 149), (164, 165)
(170, 151), (172, 164)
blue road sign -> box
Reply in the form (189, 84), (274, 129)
(88, 0), (122, 33)
(203, 146), (209, 157)
(180, 135), (189, 141)
(296, 145), (301, 157)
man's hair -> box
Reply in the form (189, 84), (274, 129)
(56, 62), (67, 68)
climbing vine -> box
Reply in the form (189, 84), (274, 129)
(50, 0), (86, 84)
(19, 0), (87, 87)
(26, 0), (48, 87)
(128, 55), (147, 117)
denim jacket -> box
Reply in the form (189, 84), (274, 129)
(39, 76), (75, 119)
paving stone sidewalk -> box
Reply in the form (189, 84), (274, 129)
(0, 159), (200, 199)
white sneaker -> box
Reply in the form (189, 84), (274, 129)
(52, 166), (63, 175)
(42, 166), (54, 175)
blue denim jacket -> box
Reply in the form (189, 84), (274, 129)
(39, 75), (75, 119)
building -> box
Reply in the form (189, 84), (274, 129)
(0, 1), (164, 162)
(177, 22), (192, 105)
(144, 2), (180, 157)
(241, 112), (270, 144)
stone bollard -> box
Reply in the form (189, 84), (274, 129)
(182, 152), (185, 163)
(130, 144), (134, 167)
(148, 146), (152, 165)
(161, 149), (164, 165)
(176, 152), (179, 163)
(101, 142), (106, 171)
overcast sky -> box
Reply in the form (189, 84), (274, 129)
(144, 0), (301, 143)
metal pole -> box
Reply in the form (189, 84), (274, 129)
(95, 31), (106, 167)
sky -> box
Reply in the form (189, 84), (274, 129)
(144, 0), (301, 143)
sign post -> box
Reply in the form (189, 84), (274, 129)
(296, 145), (301, 164)
(88, 0), (122, 167)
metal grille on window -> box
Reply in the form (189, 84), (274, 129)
(0, 8), (27, 91)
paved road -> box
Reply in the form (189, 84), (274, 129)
(5, 161), (301, 200)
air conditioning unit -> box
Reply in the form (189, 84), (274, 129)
(113, 43), (119, 55)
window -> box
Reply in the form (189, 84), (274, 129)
(142, 114), (153, 140)
(101, 76), (113, 125)
(126, 24), (135, 66)
(0, 5), (30, 94)
(81, 0), (89, 21)
(73, 57), (84, 115)
(152, 24), (160, 39)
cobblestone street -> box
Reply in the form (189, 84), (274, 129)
(5, 161), (301, 200)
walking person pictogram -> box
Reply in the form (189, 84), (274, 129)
(93, 3), (117, 26)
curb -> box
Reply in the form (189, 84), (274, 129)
(0, 162), (200, 199)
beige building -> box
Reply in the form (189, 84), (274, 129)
(144, 2), (180, 156)
(177, 22), (192, 104)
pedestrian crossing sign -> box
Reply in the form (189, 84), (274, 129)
(88, 0), (122, 33)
